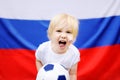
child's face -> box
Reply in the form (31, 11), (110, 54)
(50, 25), (74, 53)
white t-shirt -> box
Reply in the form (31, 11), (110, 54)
(35, 41), (80, 70)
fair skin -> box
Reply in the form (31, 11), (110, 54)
(69, 63), (78, 80)
(50, 25), (78, 80)
(50, 24), (73, 54)
(36, 25), (78, 80)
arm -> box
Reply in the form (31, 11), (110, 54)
(69, 63), (78, 80)
(36, 59), (43, 71)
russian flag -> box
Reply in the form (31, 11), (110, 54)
(0, 0), (120, 80)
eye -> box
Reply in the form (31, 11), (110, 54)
(66, 31), (72, 34)
(56, 30), (61, 32)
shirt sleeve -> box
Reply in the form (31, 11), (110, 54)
(35, 42), (47, 61)
(74, 50), (80, 65)
(71, 45), (80, 66)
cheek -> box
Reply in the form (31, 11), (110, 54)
(51, 33), (59, 40)
(68, 35), (74, 43)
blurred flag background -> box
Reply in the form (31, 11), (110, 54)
(0, 0), (120, 80)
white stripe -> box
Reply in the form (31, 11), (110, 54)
(0, 0), (120, 20)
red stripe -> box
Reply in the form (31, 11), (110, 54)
(0, 44), (120, 80)
(77, 44), (120, 80)
(0, 49), (37, 80)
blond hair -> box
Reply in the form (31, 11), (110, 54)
(48, 13), (79, 41)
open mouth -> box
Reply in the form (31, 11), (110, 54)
(59, 41), (66, 47)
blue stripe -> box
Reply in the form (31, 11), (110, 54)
(0, 16), (120, 49)
(74, 16), (120, 48)
(0, 18), (49, 49)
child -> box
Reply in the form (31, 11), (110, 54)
(35, 13), (80, 80)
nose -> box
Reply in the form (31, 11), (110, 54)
(60, 33), (66, 39)
(61, 36), (66, 39)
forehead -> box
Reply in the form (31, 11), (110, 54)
(54, 21), (73, 30)
(54, 25), (73, 31)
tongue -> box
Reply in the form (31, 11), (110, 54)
(59, 43), (65, 47)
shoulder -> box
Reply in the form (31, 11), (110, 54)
(68, 44), (80, 60)
(37, 41), (50, 50)
(35, 41), (50, 55)
(35, 41), (50, 61)
(69, 44), (80, 54)
(67, 44), (80, 68)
